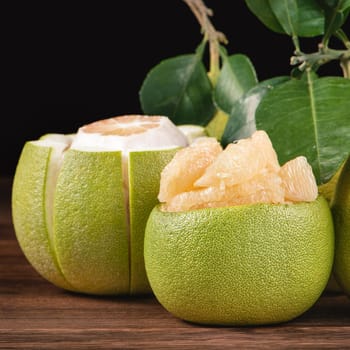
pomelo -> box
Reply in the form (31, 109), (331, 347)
(332, 156), (350, 295)
(144, 130), (334, 325)
(12, 115), (188, 295)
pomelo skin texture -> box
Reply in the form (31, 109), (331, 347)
(144, 197), (334, 326)
(333, 156), (350, 295)
(12, 141), (178, 295)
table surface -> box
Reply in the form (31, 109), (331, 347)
(1, 177), (350, 349)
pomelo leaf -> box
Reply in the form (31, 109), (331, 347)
(221, 76), (290, 146)
(245, 0), (286, 33)
(256, 73), (350, 185)
(214, 52), (258, 115)
(139, 42), (215, 126)
(269, 0), (300, 36)
(246, 0), (324, 37)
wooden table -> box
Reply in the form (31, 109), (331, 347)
(1, 177), (350, 349)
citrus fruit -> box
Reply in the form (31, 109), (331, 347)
(332, 156), (350, 295)
(12, 115), (188, 295)
(144, 130), (334, 325)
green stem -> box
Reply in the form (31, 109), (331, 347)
(335, 29), (350, 49)
(182, 0), (227, 87)
(340, 57), (350, 78)
(290, 43), (350, 74)
(292, 35), (301, 54)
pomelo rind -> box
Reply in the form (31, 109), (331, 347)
(144, 196), (334, 325)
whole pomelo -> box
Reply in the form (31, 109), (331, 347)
(144, 197), (334, 326)
(333, 156), (350, 295)
(12, 115), (187, 295)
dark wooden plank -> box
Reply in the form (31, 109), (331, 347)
(1, 177), (350, 349)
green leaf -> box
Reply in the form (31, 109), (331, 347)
(214, 53), (258, 115)
(295, 0), (326, 36)
(256, 73), (350, 185)
(245, 0), (285, 34)
(246, 0), (324, 37)
(318, 0), (350, 42)
(139, 44), (215, 126)
(269, 0), (299, 36)
(221, 76), (290, 146)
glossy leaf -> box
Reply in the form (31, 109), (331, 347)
(293, 0), (325, 36)
(139, 43), (215, 126)
(269, 0), (299, 36)
(214, 53), (258, 115)
(246, 0), (325, 37)
(256, 73), (350, 185)
(245, 0), (285, 34)
(221, 76), (290, 146)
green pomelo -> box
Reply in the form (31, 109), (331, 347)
(318, 164), (344, 293)
(333, 156), (350, 295)
(12, 140), (178, 295)
(144, 197), (334, 326)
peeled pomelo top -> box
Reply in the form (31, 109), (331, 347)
(71, 115), (188, 152)
(144, 129), (334, 326)
(158, 130), (318, 212)
(12, 114), (188, 295)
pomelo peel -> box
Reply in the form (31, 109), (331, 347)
(144, 197), (334, 325)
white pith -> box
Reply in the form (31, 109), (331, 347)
(70, 116), (188, 152)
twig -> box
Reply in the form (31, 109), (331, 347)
(183, 0), (228, 85)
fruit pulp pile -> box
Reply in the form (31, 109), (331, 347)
(159, 130), (318, 212)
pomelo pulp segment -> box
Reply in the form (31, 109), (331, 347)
(12, 115), (188, 295)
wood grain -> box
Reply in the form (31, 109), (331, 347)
(1, 177), (350, 349)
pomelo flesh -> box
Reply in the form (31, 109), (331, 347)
(159, 130), (318, 212)
(12, 115), (187, 295)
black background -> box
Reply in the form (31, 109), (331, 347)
(4, 1), (346, 177)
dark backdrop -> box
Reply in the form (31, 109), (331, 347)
(4, 1), (344, 177)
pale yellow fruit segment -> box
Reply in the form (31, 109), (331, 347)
(158, 137), (222, 203)
(195, 130), (280, 188)
(160, 130), (318, 212)
(279, 156), (318, 202)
